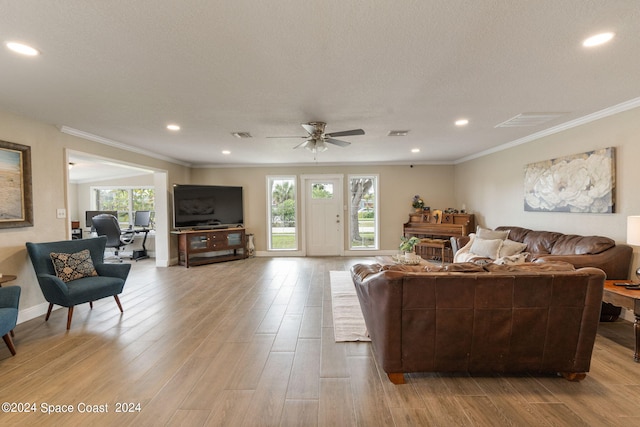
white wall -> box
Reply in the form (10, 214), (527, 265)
(190, 164), (457, 253)
(454, 106), (640, 273)
(0, 109), (189, 319)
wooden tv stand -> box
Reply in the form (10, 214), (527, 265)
(173, 228), (247, 267)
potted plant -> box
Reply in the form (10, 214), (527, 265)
(399, 236), (421, 261)
(412, 195), (425, 212)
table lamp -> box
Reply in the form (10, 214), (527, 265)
(627, 216), (640, 280)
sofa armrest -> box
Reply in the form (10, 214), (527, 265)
(351, 264), (404, 373)
(36, 274), (70, 306)
(533, 244), (633, 280)
(451, 235), (471, 255)
(95, 263), (131, 281)
(0, 286), (21, 309)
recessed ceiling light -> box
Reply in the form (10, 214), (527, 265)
(582, 32), (615, 47)
(388, 130), (410, 136)
(231, 132), (252, 138)
(411, 148), (420, 153)
(455, 119), (469, 126)
(167, 124), (180, 131)
(222, 150), (231, 155)
(6, 41), (40, 56)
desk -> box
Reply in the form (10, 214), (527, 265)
(126, 228), (150, 261)
(0, 275), (17, 287)
(603, 280), (640, 362)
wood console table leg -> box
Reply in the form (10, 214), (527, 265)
(635, 314), (640, 363)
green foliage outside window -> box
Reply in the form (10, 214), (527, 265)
(95, 187), (155, 228)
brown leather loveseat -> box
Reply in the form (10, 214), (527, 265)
(351, 262), (605, 385)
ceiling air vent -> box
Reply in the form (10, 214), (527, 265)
(231, 132), (252, 138)
(388, 130), (410, 136)
(495, 112), (567, 128)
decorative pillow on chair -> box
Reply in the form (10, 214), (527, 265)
(50, 249), (98, 283)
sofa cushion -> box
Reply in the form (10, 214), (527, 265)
(484, 261), (575, 272)
(551, 234), (615, 255)
(522, 231), (564, 254)
(50, 249), (98, 283)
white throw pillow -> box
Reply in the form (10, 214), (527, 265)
(499, 239), (528, 257)
(469, 237), (503, 259)
(476, 226), (509, 240)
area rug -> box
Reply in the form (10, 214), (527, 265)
(329, 271), (370, 342)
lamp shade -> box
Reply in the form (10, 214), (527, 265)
(627, 216), (640, 246)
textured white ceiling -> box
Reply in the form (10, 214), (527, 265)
(2, 1), (639, 167)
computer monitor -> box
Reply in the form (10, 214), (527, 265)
(85, 210), (117, 230)
(134, 211), (151, 228)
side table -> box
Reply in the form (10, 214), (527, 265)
(602, 280), (640, 362)
(0, 275), (17, 287)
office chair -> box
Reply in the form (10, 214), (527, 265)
(91, 214), (136, 262)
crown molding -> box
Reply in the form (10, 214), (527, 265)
(58, 126), (192, 167)
(455, 97), (640, 164)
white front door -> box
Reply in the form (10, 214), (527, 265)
(304, 176), (343, 256)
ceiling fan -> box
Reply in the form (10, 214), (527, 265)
(269, 122), (365, 154)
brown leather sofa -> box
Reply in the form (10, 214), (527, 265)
(351, 262), (606, 385)
(452, 226), (632, 279)
(452, 226), (632, 321)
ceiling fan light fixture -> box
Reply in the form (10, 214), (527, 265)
(305, 140), (328, 153)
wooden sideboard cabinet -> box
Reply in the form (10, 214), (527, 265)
(174, 228), (247, 267)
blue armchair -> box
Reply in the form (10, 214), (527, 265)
(0, 286), (20, 355)
(26, 237), (130, 330)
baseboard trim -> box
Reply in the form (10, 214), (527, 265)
(17, 301), (58, 325)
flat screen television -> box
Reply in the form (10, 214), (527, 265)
(172, 184), (244, 229)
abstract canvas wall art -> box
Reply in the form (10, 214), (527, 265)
(524, 147), (615, 213)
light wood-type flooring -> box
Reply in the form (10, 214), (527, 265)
(2, 256), (640, 426)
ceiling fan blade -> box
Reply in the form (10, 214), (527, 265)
(266, 136), (307, 139)
(293, 139), (312, 149)
(325, 129), (365, 138)
(325, 138), (351, 147)
(301, 123), (316, 135)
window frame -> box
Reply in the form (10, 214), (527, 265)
(348, 174), (379, 250)
(266, 176), (298, 251)
(90, 185), (155, 229)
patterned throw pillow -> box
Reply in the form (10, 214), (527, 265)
(50, 249), (98, 282)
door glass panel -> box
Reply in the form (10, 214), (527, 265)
(312, 183), (333, 199)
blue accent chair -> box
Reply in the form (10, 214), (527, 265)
(26, 237), (130, 330)
(0, 286), (20, 355)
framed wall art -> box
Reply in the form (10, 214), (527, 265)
(0, 140), (33, 228)
(524, 147), (615, 213)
